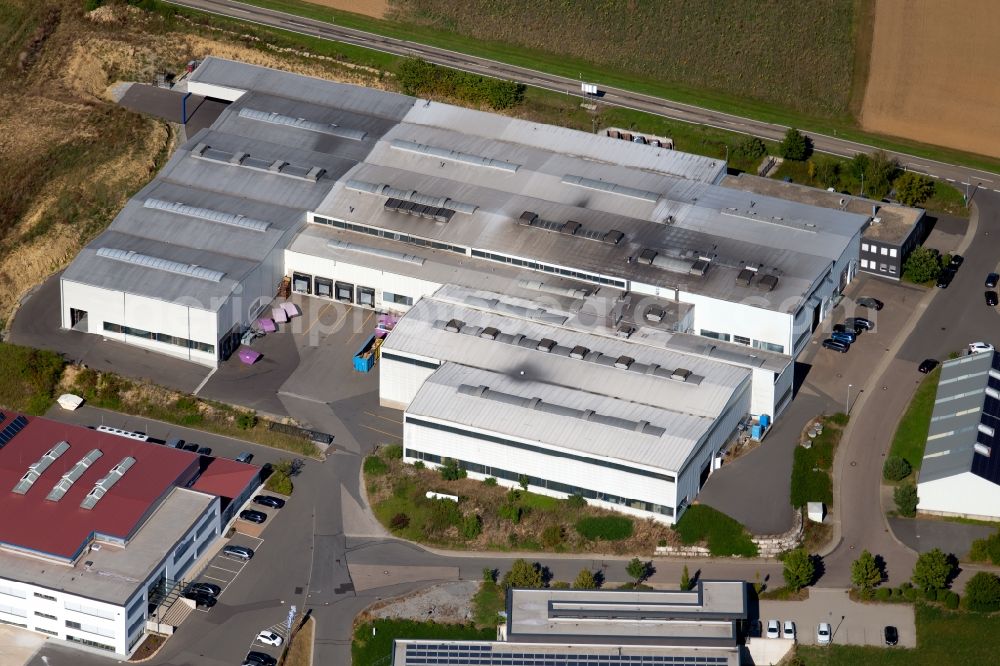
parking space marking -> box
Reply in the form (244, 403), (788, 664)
(202, 573), (231, 583)
(365, 410), (403, 425)
(302, 302), (334, 336)
(360, 423), (400, 439)
(209, 562), (244, 575)
(347, 309), (375, 344)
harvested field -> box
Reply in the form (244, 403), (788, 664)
(862, 0), (1000, 158)
(303, 0), (387, 19)
(390, 0), (859, 117)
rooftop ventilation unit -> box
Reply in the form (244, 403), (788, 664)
(383, 198), (456, 223)
(560, 220), (582, 236)
(346, 180), (478, 215)
(736, 268), (755, 286)
(96, 247), (226, 283)
(390, 139), (520, 173)
(671, 368), (692, 382)
(518, 211), (539, 225)
(12, 441), (70, 495)
(614, 356), (634, 369)
(603, 230), (625, 245)
(327, 240), (425, 266)
(562, 175), (660, 203)
(569, 345), (589, 360)
(616, 325), (635, 339)
(46, 449), (103, 502)
(974, 443), (991, 458)
(536, 338), (556, 352)
(445, 319), (464, 333)
(80, 456), (136, 510)
(987, 387), (1000, 400)
(144, 199), (271, 232)
(479, 327), (499, 340)
(645, 305), (666, 322)
(978, 423), (996, 437)
(238, 107), (367, 141)
(757, 274), (780, 292)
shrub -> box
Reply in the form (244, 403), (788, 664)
(895, 171), (936, 207)
(483, 477), (498, 487)
(969, 531), (1000, 565)
(518, 474), (530, 490)
(565, 494), (586, 509)
(425, 499), (463, 533)
(894, 483), (919, 517)
(500, 559), (543, 590)
(912, 548), (953, 593)
(236, 411), (258, 430)
(541, 524), (564, 548)
(626, 558), (652, 587)
(903, 246), (942, 284)
(383, 444), (403, 460)
(389, 513), (410, 530)
(498, 502), (522, 524)
(883, 455), (912, 482)
(550, 580), (570, 589)
(962, 572), (1000, 612)
(461, 514), (483, 540)
(874, 587), (891, 601)
(924, 588), (937, 601)
(575, 516), (634, 541)
(782, 549), (816, 591)
(945, 591), (960, 609)
(903, 587), (918, 601)
(395, 58), (526, 110)
(264, 470), (293, 495)
(363, 455), (388, 476)
(935, 588), (949, 602)
(440, 457), (467, 481)
(413, 460), (425, 469)
(482, 567), (496, 583)
(779, 128), (810, 160)
(891, 587), (903, 600)
(573, 569), (597, 590)
(733, 136), (767, 161)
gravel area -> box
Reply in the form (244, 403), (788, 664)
(367, 580), (480, 624)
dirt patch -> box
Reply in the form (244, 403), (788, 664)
(861, 0), (1000, 158)
(302, 0), (388, 19)
(363, 580), (478, 624)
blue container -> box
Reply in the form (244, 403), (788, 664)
(751, 424), (764, 441)
(759, 414), (771, 428)
(352, 335), (377, 373)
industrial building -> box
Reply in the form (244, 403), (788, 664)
(0, 412), (260, 656)
(917, 350), (1000, 521)
(392, 582), (748, 666)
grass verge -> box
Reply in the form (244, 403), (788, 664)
(472, 581), (505, 627)
(0, 341), (65, 415)
(352, 619), (493, 665)
(791, 414), (847, 509)
(888, 367), (941, 475)
(672, 504), (758, 557)
(280, 615), (314, 666)
(796, 602), (1000, 665)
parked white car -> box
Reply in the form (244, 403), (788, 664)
(766, 620), (780, 639)
(256, 630), (283, 647)
(783, 620), (796, 640)
(969, 342), (995, 354)
(817, 622), (832, 645)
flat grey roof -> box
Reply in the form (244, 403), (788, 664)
(407, 364), (724, 474)
(393, 641), (739, 666)
(0, 488), (214, 606)
(723, 173), (924, 244)
(385, 296), (751, 420)
(920, 351), (1000, 485)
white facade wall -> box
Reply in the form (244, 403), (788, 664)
(379, 354), (440, 410)
(918, 473), (1000, 521)
(749, 367), (778, 420)
(675, 289), (794, 356)
(769, 364), (795, 419)
(61, 279), (219, 367)
(216, 248), (286, 342)
(284, 249), (442, 313)
(0, 499), (219, 657)
(403, 416), (679, 523)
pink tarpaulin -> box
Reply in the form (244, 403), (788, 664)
(272, 307), (288, 323)
(257, 318), (277, 333)
(281, 302), (300, 318)
(238, 348), (262, 365)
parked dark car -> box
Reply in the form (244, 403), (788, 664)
(222, 545), (254, 560)
(196, 446), (213, 456)
(986, 272), (999, 289)
(857, 297), (883, 310)
(244, 651), (277, 666)
(918, 359), (938, 374)
(987, 291), (999, 307)
(240, 510), (267, 524)
(822, 339), (850, 353)
(184, 582), (221, 597)
(949, 254), (964, 268)
(181, 591), (216, 607)
(182, 442), (199, 452)
(936, 267), (957, 288)
(837, 321), (864, 335)
(884, 625), (899, 646)
(831, 328), (857, 344)
(253, 495), (286, 509)
(846, 317), (874, 331)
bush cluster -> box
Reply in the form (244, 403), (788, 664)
(396, 58), (526, 110)
(363, 455), (388, 476)
(575, 516), (634, 541)
(882, 455), (912, 482)
(894, 483), (919, 517)
(265, 469), (293, 495)
(969, 531), (1000, 565)
(390, 513), (410, 530)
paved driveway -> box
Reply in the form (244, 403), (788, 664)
(758, 587), (915, 648)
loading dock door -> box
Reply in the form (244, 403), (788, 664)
(357, 286), (375, 308)
(292, 272), (312, 294)
(335, 281), (354, 303)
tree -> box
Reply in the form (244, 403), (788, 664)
(902, 246), (942, 284)
(779, 128), (810, 161)
(733, 136), (767, 162)
(501, 559), (543, 590)
(482, 567), (496, 584)
(814, 158), (840, 189)
(461, 514), (483, 539)
(969, 530), (1000, 565)
(518, 474), (530, 491)
(864, 150), (900, 199)
(911, 548), (953, 593)
(962, 572), (1000, 612)
(573, 569), (597, 590)
(782, 549), (815, 591)
(850, 550), (882, 592)
(680, 565), (691, 592)
(894, 483), (919, 517)
(895, 171), (936, 207)
(626, 558), (651, 588)
(882, 455), (912, 482)
(440, 457), (466, 481)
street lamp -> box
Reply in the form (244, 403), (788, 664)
(846, 383), (853, 414)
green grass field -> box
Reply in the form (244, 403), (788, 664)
(352, 619), (493, 665)
(0, 342), (64, 415)
(673, 504), (758, 557)
(889, 367), (941, 473)
(797, 603), (1000, 665)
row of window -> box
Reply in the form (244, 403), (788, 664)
(381, 351), (440, 370)
(313, 215), (467, 254)
(103, 322), (215, 355)
(66, 618), (116, 639)
(66, 634), (115, 652)
(700, 329), (785, 354)
(34, 611), (57, 620)
(471, 249), (627, 289)
(65, 599), (116, 621)
(860, 259), (897, 275)
(406, 448), (674, 517)
(861, 243), (898, 257)
(406, 417), (676, 483)
(0, 618), (26, 628)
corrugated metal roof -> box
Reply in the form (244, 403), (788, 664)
(920, 351), (999, 484)
(384, 296), (750, 418)
(406, 364), (717, 473)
